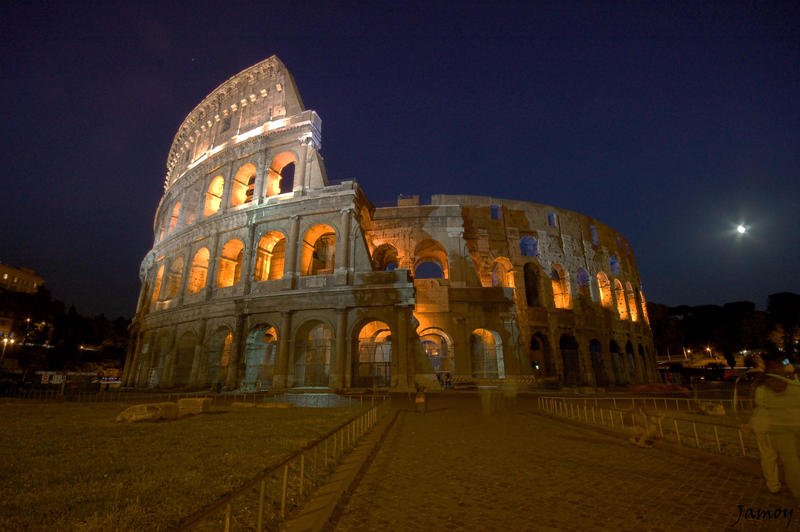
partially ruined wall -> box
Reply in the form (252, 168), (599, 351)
(123, 57), (655, 392)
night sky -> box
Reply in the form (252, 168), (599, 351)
(1, 2), (798, 319)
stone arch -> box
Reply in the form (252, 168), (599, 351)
(150, 331), (172, 387)
(589, 339), (608, 386)
(241, 324), (277, 390)
(419, 327), (454, 375)
(352, 320), (392, 388)
(254, 231), (286, 281)
(576, 268), (590, 299)
(168, 201), (181, 234)
(174, 330), (197, 387)
(609, 340), (625, 384)
(638, 344), (648, 383)
(217, 239), (244, 287)
(267, 152), (297, 196)
(613, 279), (628, 320)
(413, 239), (448, 279)
(149, 263), (165, 310)
(597, 271), (612, 308)
(626, 341), (637, 383)
(187, 248), (210, 293)
(626, 281), (639, 322)
(550, 263), (571, 309)
(523, 262), (540, 307)
(491, 257), (514, 288)
(300, 224), (336, 276)
(230, 163), (257, 207)
(470, 328), (505, 379)
(528, 333), (550, 376)
(163, 256), (184, 300)
(639, 289), (650, 325)
(204, 175), (224, 216)
(371, 243), (399, 271)
(206, 326), (233, 389)
(293, 320), (333, 387)
(560, 335), (580, 386)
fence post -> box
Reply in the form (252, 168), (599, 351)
(692, 423), (700, 448)
(713, 426), (721, 453)
(299, 453), (305, 496)
(223, 502), (231, 532)
(738, 429), (746, 456)
(256, 478), (266, 532)
(674, 420), (681, 446)
(281, 464), (289, 518)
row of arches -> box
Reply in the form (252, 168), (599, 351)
(148, 223), (336, 307)
(156, 153), (297, 243)
(135, 320), (511, 389)
(528, 334), (652, 387)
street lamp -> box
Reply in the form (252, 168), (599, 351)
(1, 337), (15, 362)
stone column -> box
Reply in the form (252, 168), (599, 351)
(394, 305), (409, 389)
(454, 315), (472, 378)
(241, 224), (257, 294)
(335, 208), (352, 275)
(284, 215), (301, 283)
(254, 149), (268, 204)
(122, 329), (142, 386)
(205, 233), (221, 300)
(226, 313), (247, 390)
(332, 308), (348, 390)
(175, 250), (191, 308)
(274, 311), (292, 389)
(163, 327), (179, 387)
(293, 140), (310, 194)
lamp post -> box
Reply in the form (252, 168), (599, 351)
(0, 337), (14, 362)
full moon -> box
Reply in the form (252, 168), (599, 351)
(737, 225), (746, 234)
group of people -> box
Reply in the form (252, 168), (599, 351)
(745, 350), (800, 499)
(435, 372), (453, 390)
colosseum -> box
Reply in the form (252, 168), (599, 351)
(121, 56), (656, 392)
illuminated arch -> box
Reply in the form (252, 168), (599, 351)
(639, 289), (650, 325)
(168, 201), (181, 234)
(267, 152), (297, 197)
(550, 264), (571, 309)
(242, 325), (277, 390)
(163, 257), (184, 300)
(254, 231), (286, 281)
(216, 239), (244, 287)
(187, 248), (210, 294)
(230, 163), (257, 207)
(414, 239), (448, 279)
(174, 331), (197, 387)
(149, 263), (164, 310)
(613, 279), (628, 320)
(371, 243), (399, 271)
(419, 327), (454, 374)
(300, 224), (336, 275)
(294, 320), (332, 387)
(206, 326), (233, 388)
(470, 328), (505, 379)
(353, 320), (392, 387)
(626, 281), (638, 322)
(491, 257), (514, 288)
(597, 272), (612, 308)
(204, 176), (224, 217)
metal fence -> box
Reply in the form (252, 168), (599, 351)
(537, 396), (759, 458)
(536, 395), (755, 415)
(176, 397), (391, 531)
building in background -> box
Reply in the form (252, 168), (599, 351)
(123, 56), (654, 392)
(0, 262), (44, 294)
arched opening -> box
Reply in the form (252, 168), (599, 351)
(353, 321), (392, 388)
(254, 231), (286, 281)
(626, 282), (638, 321)
(174, 331), (196, 387)
(597, 271), (612, 308)
(163, 257), (184, 300)
(638, 344), (648, 383)
(419, 328), (454, 375)
(491, 258), (514, 288)
(413, 239), (448, 279)
(524, 263), (539, 307)
(470, 328), (505, 379)
(528, 334), (549, 376)
(267, 152), (297, 197)
(551, 264), (571, 309)
(242, 325), (277, 390)
(610, 255), (620, 275)
(149, 333), (171, 387)
(590, 339), (608, 386)
(294, 321), (332, 387)
(149, 263), (164, 310)
(639, 289), (650, 325)
(610, 340), (625, 384)
(371, 243), (399, 271)
(576, 268), (590, 299)
(520, 235), (538, 257)
(626, 341), (637, 383)
(206, 327), (233, 389)
(204, 176), (224, 217)
(613, 279), (628, 320)
(300, 224), (336, 276)
(216, 239), (244, 287)
(187, 248), (210, 293)
(560, 335), (580, 386)
(230, 163), (257, 207)
(168, 201), (181, 234)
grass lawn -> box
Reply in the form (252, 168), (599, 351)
(0, 401), (363, 531)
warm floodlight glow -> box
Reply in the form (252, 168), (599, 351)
(737, 225), (746, 234)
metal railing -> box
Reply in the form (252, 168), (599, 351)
(176, 397), (391, 531)
(536, 395), (755, 414)
(537, 396), (759, 458)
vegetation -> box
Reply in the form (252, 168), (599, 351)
(0, 402), (362, 531)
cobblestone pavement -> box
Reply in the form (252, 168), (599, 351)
(333, 395), (799, 531)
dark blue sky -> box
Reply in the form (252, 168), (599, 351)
(1, 1), (798, 318)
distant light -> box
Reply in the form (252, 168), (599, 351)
(737, 225), (746, 234)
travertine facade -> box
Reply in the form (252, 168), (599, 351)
(122, 56), (655, 392)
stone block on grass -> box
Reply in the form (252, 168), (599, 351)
(178, 398), (212, 416)
(115, 402), (178, 423)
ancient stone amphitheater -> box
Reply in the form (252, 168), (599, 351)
(122, 56), (655, 392)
